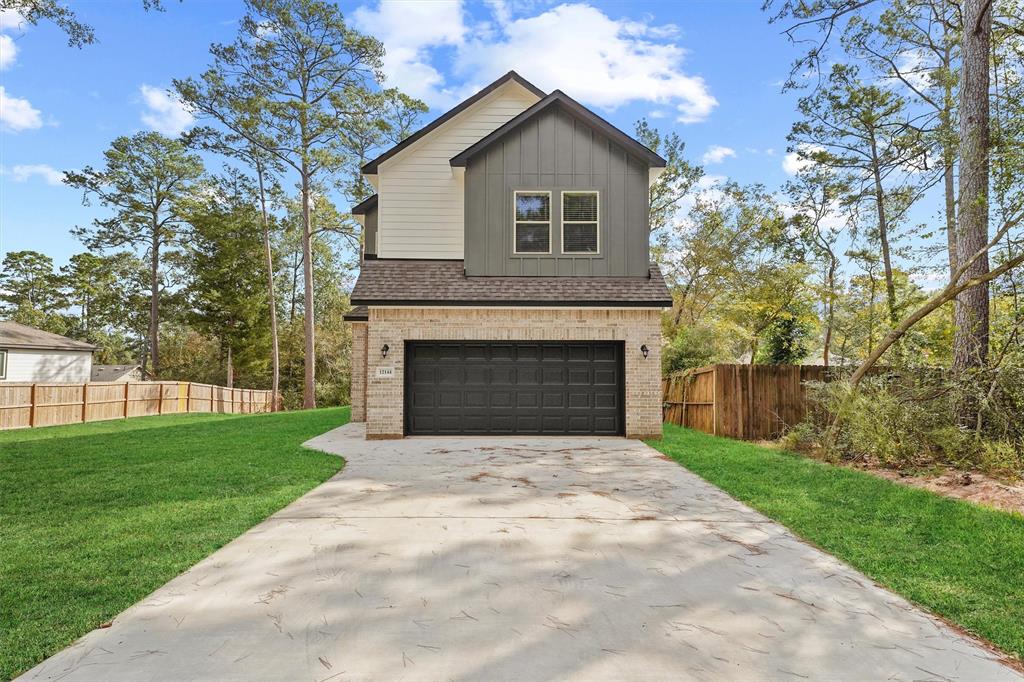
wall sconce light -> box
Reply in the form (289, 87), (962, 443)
(381, 344), (390, 359)
(640, 344), (650, 359)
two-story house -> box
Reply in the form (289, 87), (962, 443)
(345, 71), (671, 440)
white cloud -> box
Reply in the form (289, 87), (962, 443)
(0, 33), (17, 69)
(0, 10), (25, 32)
(458, 4), (717, 123)
(352, 0), (467, 107)
(0, 86), (41, 131)
(782, 144), (824, 175)
(702, 145), (736, 165)
(139, 84), (194, 136)
(353, 1), (717, 122)
(3, 163), (64, 185)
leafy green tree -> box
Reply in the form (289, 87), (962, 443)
(181, 176), (272, 388)
(0, 250), (68, 331)
(175, 0), (416, 408)
(789, 63), (926, 327)
(65, 132), (205, 377)
(756, 305), (815, 364)
(662, 326), (726, 375)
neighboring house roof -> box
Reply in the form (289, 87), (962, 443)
(0, 321), (97, 351)
(350, 260), (672, 307)
(351, 194), (377, 215)
(343, 305), (369, 321)
(360, 71), (547, 175)
(91, 364), (141, 381)
(450, 90), (667, 169)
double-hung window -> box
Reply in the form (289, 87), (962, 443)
(513, 191), (551, 254)
(0, 349), (6, 380)
(561, 191), (599, 254)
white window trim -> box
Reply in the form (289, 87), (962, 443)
(512, 190), (553, 255)
(0, 349), (6, 380)
(560, 190), (600, 255)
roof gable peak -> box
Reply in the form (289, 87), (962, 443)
(361, 71), (545, 175)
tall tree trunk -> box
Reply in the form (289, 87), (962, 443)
(953, 0), (991, 424)
(823, 257), (837, 367)
(149, 231), (161, 378)
(226, 344), (234, 389)
(301, 164), (316, 409)
(870, 138), (898, 326)
(256, 161), (280, 411)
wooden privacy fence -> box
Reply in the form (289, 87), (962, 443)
(663, 364), (833, 441)
(0, 381), (275, 430)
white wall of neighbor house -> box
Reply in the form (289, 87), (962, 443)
(375, 82), (541, 259)
(1, 349), (93, 383)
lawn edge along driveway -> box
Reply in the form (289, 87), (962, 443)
(648, 423), (1024, 665)
(0, 407), (349, 681)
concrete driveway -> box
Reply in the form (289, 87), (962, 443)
(23, 423), (1020, 681)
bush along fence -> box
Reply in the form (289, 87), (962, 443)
(662, 364), (834, 441)
(0, 381), (275, 430)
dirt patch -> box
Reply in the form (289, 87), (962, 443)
(864, 467), (1024, 516)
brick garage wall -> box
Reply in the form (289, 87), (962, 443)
(350, 322), (367, 422)
(364, 307), (662, 439)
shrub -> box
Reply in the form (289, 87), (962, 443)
(801, 370), (1024, 478)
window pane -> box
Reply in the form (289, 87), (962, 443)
(563, 192), (597, 222)
(515, 193), (550, 221)
(563, 223), (597, 253)
(515, 223), (550, 252)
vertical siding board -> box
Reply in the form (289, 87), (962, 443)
(463, 105), (651, 276)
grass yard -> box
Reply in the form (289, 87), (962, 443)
(0, 407), (349, 680)
(649, 423), (1024, 663)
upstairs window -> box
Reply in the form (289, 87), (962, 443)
(561, 191), (599, 254)
(514, 191), (551, 254)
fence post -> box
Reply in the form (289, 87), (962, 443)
(81, 383), (89, 423)
(124, 382), (130, 418)
(186, 382), (192, 414)
(28, 384), (37, 427)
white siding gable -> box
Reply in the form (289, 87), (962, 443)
(376, 83), (540, 259)
(2, 349), (92, 383)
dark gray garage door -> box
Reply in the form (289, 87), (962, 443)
(405, 341), (624, 436)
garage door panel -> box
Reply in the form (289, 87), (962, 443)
(542, 367), (566, 384)
(491, 366), (516, 384)
(465, 366), (488, 384)
(542, 392), (565, 408)
(517, 391), (539, 408)
(568, 392), (591, 408)
(406, 341), (623, 436)
(517, 367), (541, 384)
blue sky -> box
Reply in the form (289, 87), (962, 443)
(1, 0), (831, 268)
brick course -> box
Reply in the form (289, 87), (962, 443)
(363, 307), (662, 440)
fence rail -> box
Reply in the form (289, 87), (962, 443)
(0, 381), (274, 430)
(663, 364), (833, 441)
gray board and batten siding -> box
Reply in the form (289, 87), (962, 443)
(464, 104), (652, 277)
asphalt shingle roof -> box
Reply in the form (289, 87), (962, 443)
(0, 321), (97, 351)
(350, 260), (672, 307)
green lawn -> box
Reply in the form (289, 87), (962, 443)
(0, 407), (348, 680)
(649, 423), (1024, 663)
